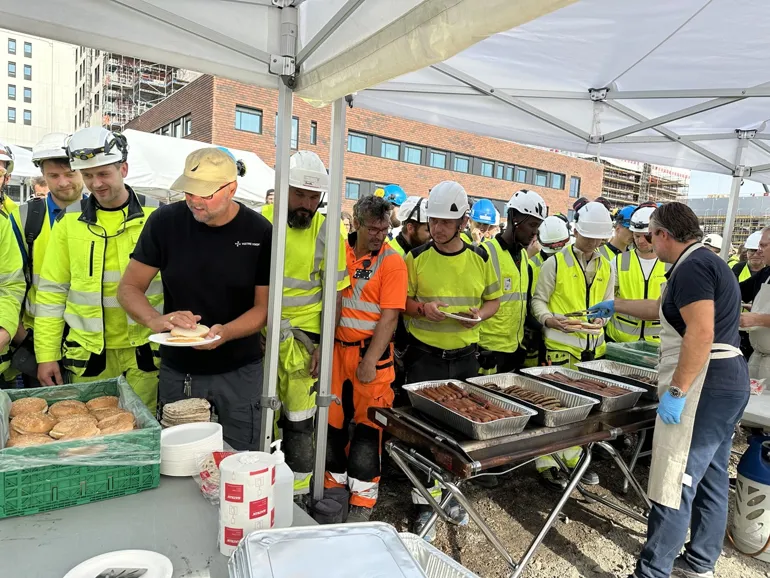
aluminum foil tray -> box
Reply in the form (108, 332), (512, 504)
(519, 367), (645, 413)
(466, 374), (598, 427)
(399, 533), (481, 578)
(229, 522), (428, 578)
(576, 360), (659, 401)
(403, 379), (536, 440)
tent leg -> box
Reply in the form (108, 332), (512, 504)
(259, 81), (294, 451)
(312, 98), (347, 503)
(721, 131), (753, 259)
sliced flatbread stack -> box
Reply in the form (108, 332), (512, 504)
(161, 398), (211, 427)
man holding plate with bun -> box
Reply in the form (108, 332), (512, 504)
(118, 147), (272, 450)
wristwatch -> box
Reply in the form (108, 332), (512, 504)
(668, 385), (686, 399)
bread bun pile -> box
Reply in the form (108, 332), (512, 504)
(168, 324), (210, 343)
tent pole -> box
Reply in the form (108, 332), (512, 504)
(312, 97), (347, 502)
(720, 131), (752, 260)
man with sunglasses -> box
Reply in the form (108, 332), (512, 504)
(34, 127), (163, 411)
(119, 148), (271, 450)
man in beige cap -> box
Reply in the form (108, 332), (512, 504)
(118, 147), (273, 449)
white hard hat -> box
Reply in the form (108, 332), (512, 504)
(0, 140), (14, 173)
(628, 206), (656, 233)
(538, 215), (570, 254)
(505, 189), (547, 221)
(703, 233), (723, 251)
(32, 133), (71, 168)
(398, 196), (428, 224)
(289, 150), (329, 192)
(575, 202), (613, 239)
(745, 231), (763, 251)
(425, 181), (469, 220)
(67, 127), (128, 170)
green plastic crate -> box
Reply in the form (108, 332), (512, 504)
(606, 341), (660, 369)
(0, 377), (160, 519)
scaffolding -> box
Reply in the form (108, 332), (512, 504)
(591, 158), (690, 210)
(689, 195), (770, 247)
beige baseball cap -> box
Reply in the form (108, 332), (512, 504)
(171, 148), (236, 197)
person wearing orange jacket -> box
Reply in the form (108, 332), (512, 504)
(324, 195), (407, 524)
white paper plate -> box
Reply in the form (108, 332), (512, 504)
(161, 422), (222, 449)
(63, 550), (172, 578)
(160, 460), (199, 477)
(442, 311), (482, 323)
(149, 333), (221, 347)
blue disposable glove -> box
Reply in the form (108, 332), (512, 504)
(586, 300), (615, 321)
(657, 390), (686, 424)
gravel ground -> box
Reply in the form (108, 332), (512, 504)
(373, 430), (770, 578)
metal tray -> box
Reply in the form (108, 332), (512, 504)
(519, 367), (645, 413)
(403, 380), (536, 440)
(231, 522), (428, 578)
(399, 533), (481, 578)
(576, 360), (659, 401)
(465, 374), (598, 427)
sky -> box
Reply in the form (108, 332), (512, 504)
(689, 170), (767, 198)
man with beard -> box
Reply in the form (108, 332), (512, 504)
(478, 189), (547, 374)
(14, 133), (86, 386)
(119, 148), (271, 449)
(389, 195), (430, 257)
(261, 150), (349, 498)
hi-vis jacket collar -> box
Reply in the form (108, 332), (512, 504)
(77, 185), (146, 225)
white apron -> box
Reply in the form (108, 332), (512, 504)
(748, 278), (770, 380)
(648, 243), (743, 509)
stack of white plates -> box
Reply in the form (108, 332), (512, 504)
(160, 422), (223, 477)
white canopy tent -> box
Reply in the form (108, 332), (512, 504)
(356, 0), (770, 256)
(122, 129), (274, 206)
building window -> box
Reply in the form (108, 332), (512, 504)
(569, 176), (581, 198)
(184, 115), (192, 136)
(480, 161), (494, 178)
(347, 132), (367, 154)
(23, 87), (30, 103)
(8, 39), (15, 55)
(429, 151), (446, 169)
(551, 173), (564, 190)
(381, 140), (400, 160)
(404, 145), (422, 165)
(23, 42), (31, 57)
(234, 105), (262, 133)
(23, 64), (31, 80)
(94, 65), (100, 86)
(310, 121), (317, 145)
(453, 155), (470, 173)
(8, 62), (15, 78)
(515, 168), (527, 183)
(7, 107), (15, 123)
(7, 85), (15, 100)
(93, 92), (99, 110)
(495, 164), (503, 179)
(345, 180), (360, 200)
(74, 115), (77, 130)
(291, 116), (299, 149)
(504, 166), (513, 181)
(535, 171), (548, 187)
(23, 109), (31, 125)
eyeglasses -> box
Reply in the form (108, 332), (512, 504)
(362, 222), (390, 236)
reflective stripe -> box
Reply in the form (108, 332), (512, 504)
(337, 268), (347, 282)
(342, 298), (381, 314)
(64, 313), (104, 333)
(31, 273), (39, 286)
(146, 279), (163, 296)
(38, 278), (70, 294)
(610, 316), (642, 337)
(349, 477), (379, 500)
(312, 219), (328, 281)
(68, 290), (101, 307)
(619, 251), (631, 272)
(562, 248), (576, 267)
(544, 327), (605, 349)
(410, 319), (463, 333)
(102, 270), (122, 283)
(283, 293), (322, 307)
(35, 303), (65, 317)
(284, 407), (317, 422)
(500, 292), (525, 303)
(339, 317), (378, 331)
(0, 270), (25, 285)
(284, 277), (321, 291)
(485, 281), (501, 295)
(414, 296), (478, 307)
(531, 254), (544, 267)
(102, 296), (122, 308)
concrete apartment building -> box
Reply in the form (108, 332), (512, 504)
(688, 195), (770, 247)
(126, 75), (604, 215)
(593, 157), (689, 210)
(0, 28), (74, 148)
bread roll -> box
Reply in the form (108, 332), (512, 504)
(86, 396), (119, 411)
(60, 422), (100, 440)
(10, 397), (48, 418)
(97, 411), (136, 430)
(170, 324), (209, 339)
(99, 421), (135, 435)
(50, 415), (99, 439)
(11, 413), (57, 435)
(7, 434), (53, 447)
(49, 400), (89, 419)
(90, 407), (126, 421)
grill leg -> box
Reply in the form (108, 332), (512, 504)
(622, 429), (647, 494)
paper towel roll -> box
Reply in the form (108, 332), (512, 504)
(218, 452), (275, 556)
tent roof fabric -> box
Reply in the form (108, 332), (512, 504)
(357, 0), (770, 184)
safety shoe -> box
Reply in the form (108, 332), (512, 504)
(414, 508), (437, 543)
(539, 467), (568, 493)
(346, 505), (373, 524)
(580, 470), (600, 486)
(672, 557), (714, 578)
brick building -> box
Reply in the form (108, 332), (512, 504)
(126, 75), (603, 215)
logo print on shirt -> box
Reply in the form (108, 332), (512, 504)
(235, 241), (261, 247)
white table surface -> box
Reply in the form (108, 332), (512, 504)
(0, 476), (316, 578)
(743, 390), (770, 429)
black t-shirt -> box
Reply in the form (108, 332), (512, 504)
(132, 201), (272, 374)
(661, 246), (748, 391)
(740, 266), (770, 303)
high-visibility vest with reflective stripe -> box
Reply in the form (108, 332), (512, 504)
(261, 204), (349, 335)
(529, 251), (547, 294)
(387, 234), (409, 259)
(728, 256), (739, 268)
(479, 239), (528, 353)
(337, 243), (406, 342)
(34, 190), (162, 363)
(543, 245), (610, 359)
(736, 262), (752, 283)
(606, 250), (667, 343)
(0, 212), (26, 366)
(597, 243), (618, 263)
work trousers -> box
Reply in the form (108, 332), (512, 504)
(403, 345), (479, 383)
(635, 387), (750, 578)
(478, 347), (526, 375)
(325, 341), (395, 508)
(158, 361), (264, 451)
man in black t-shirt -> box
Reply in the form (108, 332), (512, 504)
(118, 148), (271, 450)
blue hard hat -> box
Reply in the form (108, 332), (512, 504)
(616, 205), (638, 227)
(383, 184), (407, 206)
(470, 198), (497, 225)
